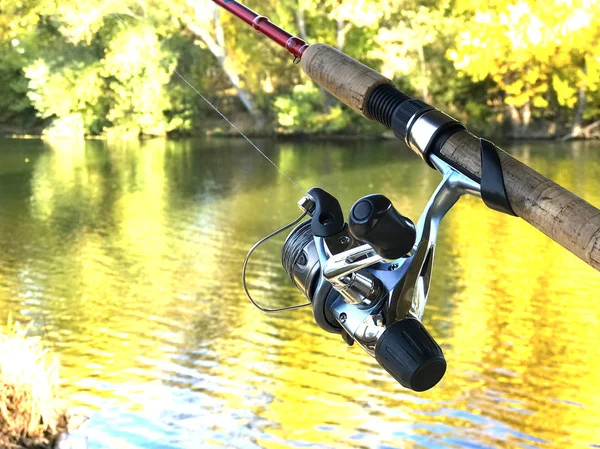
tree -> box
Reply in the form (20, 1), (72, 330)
(1, 0), (598, 137)
(181, 0), (265, 124)
(448, 0), (600, 135)
(371, 1), (457, 104)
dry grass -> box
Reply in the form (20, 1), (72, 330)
(0, 316), (68, 449)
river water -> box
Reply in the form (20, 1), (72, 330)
(1, 136), (599, 449)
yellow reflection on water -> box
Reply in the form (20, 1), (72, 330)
(0, 137), (599, 448)
(441, 187), (600, 448)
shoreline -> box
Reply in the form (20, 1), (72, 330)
(2, 131), (598, 143)
(3, 117), (599, 142)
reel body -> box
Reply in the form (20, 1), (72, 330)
(280, 155), (480, 391)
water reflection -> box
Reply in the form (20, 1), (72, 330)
(0, 136), (599, 448)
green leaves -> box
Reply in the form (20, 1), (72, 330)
(17, 6), (181, 136)
(273, 82), (351, 133)
(102, 25), (176, 135)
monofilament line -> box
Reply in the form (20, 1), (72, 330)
(113, 12), (307, 195)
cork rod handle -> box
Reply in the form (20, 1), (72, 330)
(301, 43), (392, 119)
(438, 131), (600, 271)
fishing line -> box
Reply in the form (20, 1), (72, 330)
(114, 12), (310, 312)
(242, 211), (311, 312)
(112, 12), (306, 195)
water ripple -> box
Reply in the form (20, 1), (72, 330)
(0, 137), (599, 449)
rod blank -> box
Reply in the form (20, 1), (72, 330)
(211, 0), (308, 58)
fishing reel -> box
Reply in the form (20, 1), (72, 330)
(245, 155), (481, 391)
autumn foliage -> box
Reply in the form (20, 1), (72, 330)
(0, 0), (598, 137)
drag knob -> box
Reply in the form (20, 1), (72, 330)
(348, 194), (416, 259)
(374, 318), (446, 392)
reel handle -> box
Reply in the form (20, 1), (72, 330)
(375, 318), (446, 392)
(348, 194), (416, 260)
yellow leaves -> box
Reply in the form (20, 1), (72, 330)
(373, 6), (453, 82)
(327, 0), (383, 28)
(523, 68), (539, 85)
(500, 72), (550, 107)
(450, 0), (600, 112)
(523, 67), (550, 92)
(525, 16), (544, 46)
(505, 91), (531, 107)
(505, 79), (525, 96)
(533, 95), (549, 108)
(23, 58), (49, 90)
(563, 7), (594, 33)
(53, 0), (128, 45)
(506, 0), (531, 20)
(584, 54), (600, 92)
(372, 27), (416, 77)
(552, 74), (579, 107)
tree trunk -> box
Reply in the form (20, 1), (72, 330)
(563, 119), (600, 141)
(572, 87), (587, 135)
(572, 61), (588, 137)
(336, 18), (351, 51)
(506, 101), (532, 138)
(522, 100), (532, 129)
(508, 103), (522, 136)
(186, 6), (265, 126)
(316, 18), (353, 112)
(211, 9), (259, 118)
(296, 1), (307, 40)
(417, 44), (431, 103)
(219, 59), (260, 118)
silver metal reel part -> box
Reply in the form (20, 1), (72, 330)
(315, 154), (481, 354)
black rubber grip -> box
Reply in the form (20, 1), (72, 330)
(367, 84), (431, 140)
(367, 84), (411, 129)
(375, 318), (446, 392)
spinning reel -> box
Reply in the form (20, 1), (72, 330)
(245, 155), (481, 391)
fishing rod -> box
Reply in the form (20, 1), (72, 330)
(219, 0), (600, 391)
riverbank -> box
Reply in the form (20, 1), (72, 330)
(4, 102), (599, 142)
(4, 102), (600, 142)
(3, 129), (599, 142)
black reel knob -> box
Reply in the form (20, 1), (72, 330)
(375, 318), (446, 392)
(348, 194), (416, 259)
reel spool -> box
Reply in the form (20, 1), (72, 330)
(281, 220), (319, 300)
(281, 218), (342, 335)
